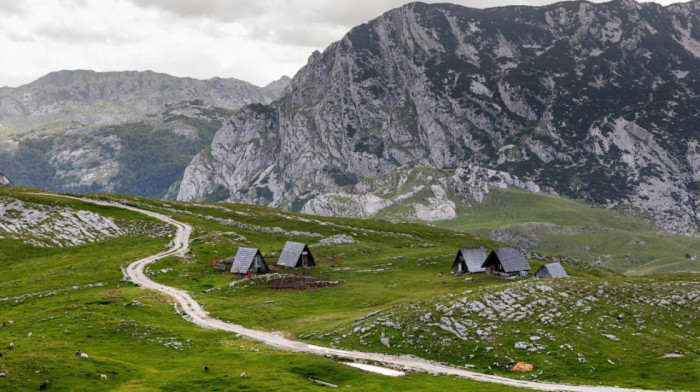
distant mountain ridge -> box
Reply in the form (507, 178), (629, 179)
(0, 70), (290, 132)
(177, 0), (699, 235)
(0, 100), (234, 198)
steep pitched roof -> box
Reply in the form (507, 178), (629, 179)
(277, 241), (313, 268)
(536, 262), (568, 278)
(231, 247), (261, 274)
(456, 247), (486, 273)
(483, 247), (530, 272)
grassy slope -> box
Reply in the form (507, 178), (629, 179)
(133, 198), (505, 335)
(85, 194), (698, 391)
(435, 189), (700, 274)
(1, 188), (698, 390)
(324, 274), (699, 391)
(0, 188), (524, 391)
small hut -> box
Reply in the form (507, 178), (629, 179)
(452, 247), (486, 274)
(277, 241), (316, 269)
(230, 247), (269, 275)
(534, 262), (568, 279)
(481, 247), (530, 277)
(213, 262), (227, 271)
(215, 257), (235, 272)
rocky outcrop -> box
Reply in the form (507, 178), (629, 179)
(0, 196), (124, 246)
(178, 0), (699, 234)
(300, 165), (540, 221)
(0, 170), (11, 187)
(0, 70), (290, 133)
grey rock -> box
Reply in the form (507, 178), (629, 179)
(0, 170), (11, 187)
(178, 1), (699, 235)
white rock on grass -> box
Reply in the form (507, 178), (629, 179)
(319, 234), (357, 245)
(380, 332), (391, 347)
(0, 197), (125, 247)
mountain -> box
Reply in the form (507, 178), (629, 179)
(0, 70), (290, 133)
(0, 100), (233, 198)
(177, 0), (699, 235)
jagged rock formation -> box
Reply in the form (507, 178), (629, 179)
(0, 100), (234, 198)
(0, 170), (11, 187)
(178, 0), (699, 234)
(0, 70), (290, 133)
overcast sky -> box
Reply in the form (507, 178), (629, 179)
(0, 0), (686, 88)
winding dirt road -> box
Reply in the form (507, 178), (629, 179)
(69, 196), (668, 392)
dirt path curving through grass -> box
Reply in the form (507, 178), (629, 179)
(63, 195), (669, 392)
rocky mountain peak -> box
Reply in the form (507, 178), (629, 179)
(177, 0), (699, 235)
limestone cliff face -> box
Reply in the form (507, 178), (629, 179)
(178, 0), (700, 234)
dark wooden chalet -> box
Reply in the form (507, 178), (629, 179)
(277, 241), (316, 269)
(231, 247), (269, 275)
(481, 247), (530, 277)
(452, 247), (486, 274)
(534, 262), (568, 279)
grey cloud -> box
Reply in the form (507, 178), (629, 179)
(31, 24), (139, 45)
(2, 30), (35, 43)
(128, 0), (268, 22)
(0, 0), (27, 15)
(247, 23), (341, 48)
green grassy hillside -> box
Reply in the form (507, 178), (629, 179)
(1, 187), (697, 391)
(325, 274), (699, 391)
(436, 189), (700, 274)
(0, 188), (527, 391)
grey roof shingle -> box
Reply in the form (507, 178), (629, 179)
(535, 262), (568, 278)
(231, 247), (261, 274)
(482, 247), (530, 272)
(456, 247), (486, 273)
(277, 241), (315, 268)
(277, 241), (307, 268)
